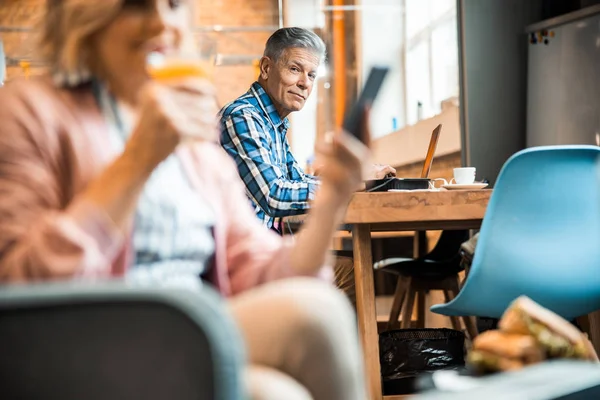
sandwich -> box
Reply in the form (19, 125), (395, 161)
(468, 296), (598, 373)
(499, 296), (598, 361)
(468, 330), (544, 373)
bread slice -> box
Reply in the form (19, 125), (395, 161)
(468, 330), (545, 373)
(473, 330), (544, 363)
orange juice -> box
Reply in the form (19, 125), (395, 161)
(147, 59), (213, 81)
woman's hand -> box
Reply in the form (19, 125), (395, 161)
(315, 131), (370, 201)
(288, 110), (372, 276)
(314, 108), (379, 201)
(123, 78), (219, 171)
(78, 78), (219, 230)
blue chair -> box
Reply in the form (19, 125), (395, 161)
(0, 281), (245, 400)
(431, 145), (600, 320)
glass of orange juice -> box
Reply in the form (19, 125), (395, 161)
(147, 36), (216, 82)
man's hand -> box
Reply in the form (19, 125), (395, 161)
(367, 164), (396, 180)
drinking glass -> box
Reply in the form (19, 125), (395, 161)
(146, 36), (216, 81)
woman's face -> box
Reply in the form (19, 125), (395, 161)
(91, 0), (193, 97)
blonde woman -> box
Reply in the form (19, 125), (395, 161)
(0, 1), (369, 399)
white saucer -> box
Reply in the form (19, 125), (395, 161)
(442, 183), (488, 190)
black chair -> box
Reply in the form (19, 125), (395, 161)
(374, 230), (478, 339)
(0, 281), (245, 400)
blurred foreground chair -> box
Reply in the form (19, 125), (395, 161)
(0, 281), (245, 400)
(432, 145), (600, 321)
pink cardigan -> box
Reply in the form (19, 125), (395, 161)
(0, 77), (326, 296)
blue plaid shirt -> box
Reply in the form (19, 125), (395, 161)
(219, 82), (320, 229)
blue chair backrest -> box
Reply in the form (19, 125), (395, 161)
(432, 145), (600, 320)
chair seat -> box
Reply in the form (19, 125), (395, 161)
(374, 257), (413, 269)
(378, 258), (464, 281)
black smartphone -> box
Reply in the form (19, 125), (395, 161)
(342, 65), (390, 143)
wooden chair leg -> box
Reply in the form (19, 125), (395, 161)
(577, 314), (592, 337)
(582, 311), (600, 356)
(388, 276), (409, 330)
(401, 287), (417, 329)
(462, 316), (479, 340)
(417, 290), (426, 328)
(447, 276), (478, 340)
(443, 290), (462, 331)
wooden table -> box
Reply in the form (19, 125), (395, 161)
(287, 189), (491, 400)
(349, 190), (491, 400)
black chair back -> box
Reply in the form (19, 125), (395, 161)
(425, 230), (470, 262)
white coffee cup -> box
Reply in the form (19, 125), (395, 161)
(452, 167), (476, 185)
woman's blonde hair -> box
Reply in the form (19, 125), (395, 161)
(38, 0), (123, 75)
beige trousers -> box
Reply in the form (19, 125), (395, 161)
(229, 278), (367, 400)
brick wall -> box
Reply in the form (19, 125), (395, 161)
(0, 0), (278, 104)
(0, 0), (45, 79)
(196, 0), (278, 105)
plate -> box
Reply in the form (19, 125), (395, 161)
(442, 183), (488, 190)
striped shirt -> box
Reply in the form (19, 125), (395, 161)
(94, 81), (216, 290)
(219, 82), (320, 229)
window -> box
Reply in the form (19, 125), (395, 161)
(324, 0), (458, 140)
(431, 17), (459, 113)
(404, 0), (458, 126)
(358, 0), (405, 139)
(405, 40), (431, 125)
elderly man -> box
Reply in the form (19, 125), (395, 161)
(219, 27), (394, 303)
(219, 27), (394, 230)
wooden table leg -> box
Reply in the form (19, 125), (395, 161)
(352, 224), (382, 400)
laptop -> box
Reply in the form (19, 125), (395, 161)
(365, 124), (442, 192)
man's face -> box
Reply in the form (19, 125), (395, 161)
(260, 47), (320, 118)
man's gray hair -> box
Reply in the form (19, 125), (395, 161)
(264, 27), (326, 64)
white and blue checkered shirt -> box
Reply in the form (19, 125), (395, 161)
(219, 82), (320, 230)
(94, 81), (215, 290)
